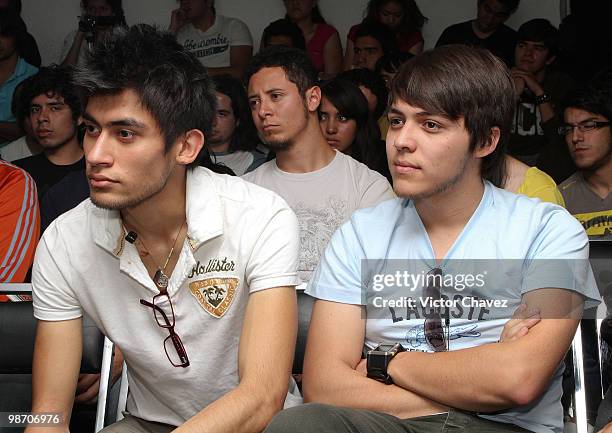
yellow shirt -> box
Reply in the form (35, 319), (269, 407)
(517, 167), (565, 207)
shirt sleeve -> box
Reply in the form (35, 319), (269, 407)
(31, 224), (82, 321)
(306, 218), (365, 304)
(245, 192), (299, 292)
(359, 170), (396, 209)
(229, 18), (253, 47)
(522, 206), (600, 310)
(0, 166), (40, 283)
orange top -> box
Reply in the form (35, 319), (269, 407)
(0, 159), (40, 283)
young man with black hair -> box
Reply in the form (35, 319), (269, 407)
(436, 0), (519, 67)
(508, 18), (576, 183)
(264, 45), (598, 433)
(170, 0), (253, 79)
(351, 22), (398, 71)
(27, 25), (300, 433)
(13, 66), (84, 200)
(559, 73), (612, 238)
(243, 46), (393, 288)
(0, 9), (37, 146)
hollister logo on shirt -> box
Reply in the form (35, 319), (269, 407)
(189, 277), (238, 318)
(188, 258), (236, 278)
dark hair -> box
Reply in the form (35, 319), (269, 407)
(0, 9), (28, 56)
(479, 0), (520, 13)
(562, 70), (612, 122)
(21, 65), (83, 123)
(337, 68), (388, 120)
(517, 18), (559, 57)
(375, 51), (413, 75)
(82, 0), (127, 26)
(245, 45), (318, 98)
(11, 77), (30, 130)
(212, 74), (261, 152)
(262, 18), (306, 50)
(363, 0), (427, 32)
(391, 45), (515, 187)
(73, 24), (217, 169)
(320, 79), (388, 179)
(354, 22), (398, 57)
(284, 3), (327, 24)
(1, 0), (22, 14)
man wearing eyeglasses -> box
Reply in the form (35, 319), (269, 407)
(263, 45), (599, 433)
(27, 25), (301, 433)
(558, 73), (612, 239)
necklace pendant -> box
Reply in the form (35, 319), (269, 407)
(153, 269), (169, 290)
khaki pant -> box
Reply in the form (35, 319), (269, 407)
(99, 415), (175, 433)
(263, 403), (532, 433)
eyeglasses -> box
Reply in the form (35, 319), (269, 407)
(140, 291), (190, 368)
(423, 267), (449, 352)
(558, 121), (610, 136)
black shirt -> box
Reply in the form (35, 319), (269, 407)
(13, 153), (85, 200)
(436, 20), (517, 67)
(40, 169), (89, 232)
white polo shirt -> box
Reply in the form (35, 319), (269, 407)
(32, 167), (300, 426)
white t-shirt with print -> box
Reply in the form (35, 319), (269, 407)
(243, 151), (395, 285)
(176, 15), (252, 68)
(32, 167), (301, 426)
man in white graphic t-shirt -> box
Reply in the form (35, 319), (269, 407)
(169, 0), (253, 79)
(243, 46), (394, 287)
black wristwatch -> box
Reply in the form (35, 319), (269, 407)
(535, 93), (551, 105)
(366, 343), (405, 384)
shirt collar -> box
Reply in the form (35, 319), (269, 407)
(91, 167), (224, 257)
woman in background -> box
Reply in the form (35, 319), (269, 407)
(344, 0), (426, 70)
(282, 0), (342, 79)
(319, 79), (390, 182)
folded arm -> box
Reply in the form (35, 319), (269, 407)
(174, 286), (297, 433)
(302, 299), (448, 419)
(389, 288), (583, 412)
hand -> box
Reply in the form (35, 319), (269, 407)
(169, 8), (188, 33)
(511, 68), (544, 96)
(500, 303), (541, 342)
(598, 421), (612, 433)
(75, 373), (100, 404)
(511, 69), (526, 98)
(355, 358), (367, 376)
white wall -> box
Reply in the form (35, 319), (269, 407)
(22, 0), (562, 67)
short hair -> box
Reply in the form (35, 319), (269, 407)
(82, 0), (126, 26)
(72, 24), (217, 168)
(375, 51), (414, 75)
(1, 0), (22, 14)
(245, 45), (317, 99)
(11, 77), (30, 130)
(21, 65), (83, 122)
(391, 45), (515, 187)
(562, 70), (612, 122)
(320, 78), (381, 167)
(262, 19), (306, 50)
(479, 0), (520, 13)
(363, 0), (427, 32)
(354, 22), (398, 57)
(337, 68), (388, 120)
(517, 19), (559, 57)
(212, 74), (261, 152)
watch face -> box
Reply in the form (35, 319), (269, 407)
(368, 352), (388, 369)
(377, 344), (396, 353)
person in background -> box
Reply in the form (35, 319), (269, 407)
(344, 0), (426, 70)
(508, 18), (575, 184)
(0, 159), (39, 283)
(0, 77), (42, 162)
(436, 0), (519, 67)
(502, 155), (564, 205)
(0, 9), (37, 147)
(351, 22), (398, 72)
(13, 66), (84, 200)
(60, 0), (127, 67)
(261, 18), (306, 50)
(0, 0), (40, 67)
(208, 74), (266, 176)
(375, 51), (413, 90)
(282, 0), (342, 79)
(319, 78), (390, 182)
(170, 0), (252, 79)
